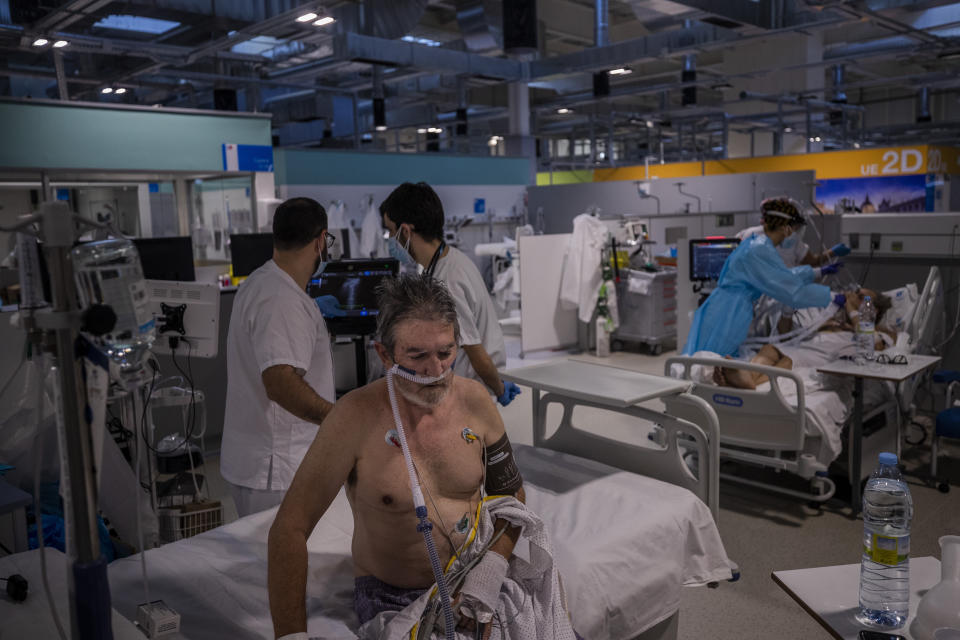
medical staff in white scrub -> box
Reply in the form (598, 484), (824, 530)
(221, 197), (341, 517)
(379, 182), (521, 406)
(737, 209), (851, 267)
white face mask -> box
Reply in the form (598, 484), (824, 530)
(387, 228), (416, 266)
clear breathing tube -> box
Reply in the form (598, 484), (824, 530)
(385, 364), (457, 640)
(742, 302), (840, 347)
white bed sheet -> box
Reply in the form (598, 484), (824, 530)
(108, 445), (733, 640)
(679, 339), (892, 466)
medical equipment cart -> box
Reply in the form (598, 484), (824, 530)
(612, 267), (677, 355)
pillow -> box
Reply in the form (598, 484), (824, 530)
(880, 284), (919, 333)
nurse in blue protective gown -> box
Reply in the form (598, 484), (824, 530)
(682, 197), (843, 357)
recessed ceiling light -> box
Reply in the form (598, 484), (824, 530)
(417, 128), (427, 134)
(115, 88), (126, 94)
(784, 127), (793, 133)
(52, 40), (68, 48)
(815, 136), (821, 142)
(32, 38), (49, 46)
(375, 125), (387, 131)
(313, 16), (335, 26)
(296, 12), (318, 22)
(102, 87), (114, 94)
(608, 68), (632, 75)
(488, 137), (499, 146)
(557, 108), (571, 114)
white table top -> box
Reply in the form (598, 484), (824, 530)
(500, 359), (690, 408)
(772, 556), (941, 640)
(817, 354), (941, 383)
(0, 548), (173, 639)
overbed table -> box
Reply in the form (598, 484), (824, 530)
(817, 354), (941, 514)
(500, 359), (722, 520)
(772, 556), (940, 640)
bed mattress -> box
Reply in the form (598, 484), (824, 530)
(107, 445), (733, 640)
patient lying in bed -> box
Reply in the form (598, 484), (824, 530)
(715, 288), (896, 390)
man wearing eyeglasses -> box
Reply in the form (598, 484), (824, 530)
(221, 197), (342, 517)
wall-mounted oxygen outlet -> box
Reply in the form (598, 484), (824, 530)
(870, 233), (881, 250)
(849, 233), (859, 250)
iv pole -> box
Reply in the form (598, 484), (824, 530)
(23, 198), (115, 639)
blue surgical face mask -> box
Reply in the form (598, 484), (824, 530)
(387, 229), (416, 267)
(781, 231), (798, 250)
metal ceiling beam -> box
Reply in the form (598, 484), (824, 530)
(32, 0), (116, 33)
(529, 22), (739, 77)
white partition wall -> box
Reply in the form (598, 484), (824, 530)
(518, 234), (578, 356)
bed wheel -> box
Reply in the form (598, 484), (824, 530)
(938, 482), (950, 494)
(650, 343), (662, 355)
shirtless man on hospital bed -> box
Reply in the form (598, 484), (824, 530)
(268, 275), (579, 640)
(715, 288), (896, 390)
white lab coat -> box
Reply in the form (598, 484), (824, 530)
(220, 260), (335, 491)
(358, 195), (383, 258)
(559, 213), (610, 323)
(433, 246), (506, 382)
(737, 225), (809, 267)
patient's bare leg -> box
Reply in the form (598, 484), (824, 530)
(716, 345), (792, 390)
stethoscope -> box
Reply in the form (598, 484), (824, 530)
(424, 240), (447, 278)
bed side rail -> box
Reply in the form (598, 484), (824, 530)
(664, 355), (807, 452)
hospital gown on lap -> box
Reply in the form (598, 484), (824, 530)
(683, 234), (830, 357)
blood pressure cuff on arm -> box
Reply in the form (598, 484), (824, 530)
(484, 434), (522, 496)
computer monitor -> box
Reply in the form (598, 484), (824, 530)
(230, 233), (274, 277)
(307, 259), (399, 335)
(133, 237), (196, 282)
(689, 238), (740, 282)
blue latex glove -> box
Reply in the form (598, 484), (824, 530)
(833, 293), (846, 308)
(821, 262), (843, 276)
(830, 243), (851, 257)
(497, 381), (521, 407)
(314, 295), (346, 318)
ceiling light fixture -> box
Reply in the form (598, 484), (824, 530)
(488, 136), (499, 146)
(815, 136), (821, 142)
(115, 88), (127, 94)
(557, 108), (571, 114)
(313, 16), (335, 26)
(608, 68), (632, 76)
(296, 12), (318, 22)
(784, 127), (792, 133)
(375, 125), (387, 132)
(417, 128), (427, 134)
(52, 40), (69, 48)
(101, 87), (113, 94)
(32, 38), (49, 46)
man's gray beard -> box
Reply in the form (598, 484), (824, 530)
(397, 379), (451, 408)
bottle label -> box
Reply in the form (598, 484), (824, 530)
(866, 533), (909, 566)
(858, 321), (875, 334)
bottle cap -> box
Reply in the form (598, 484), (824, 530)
(864, 296), (871, 301)
(878, 452), (898, 466)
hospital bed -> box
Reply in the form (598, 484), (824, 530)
(107, 445), (734, 640)
(664, 266), (945, 504)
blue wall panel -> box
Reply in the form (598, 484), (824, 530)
(0, 101), (271, 172)
(275, 148), (531, 186)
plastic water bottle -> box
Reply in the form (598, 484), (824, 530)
(72, 238), (156, 371)
(858, 452), (913, 629)
(856, 295), (876, 360)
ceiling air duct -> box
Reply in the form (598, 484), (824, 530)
(455, 0), (502, 51)
(364, 0), (429, 40)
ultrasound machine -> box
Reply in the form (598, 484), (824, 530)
(309, 259), (399, 387)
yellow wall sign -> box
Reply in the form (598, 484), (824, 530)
(537, 145), (960, 185)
